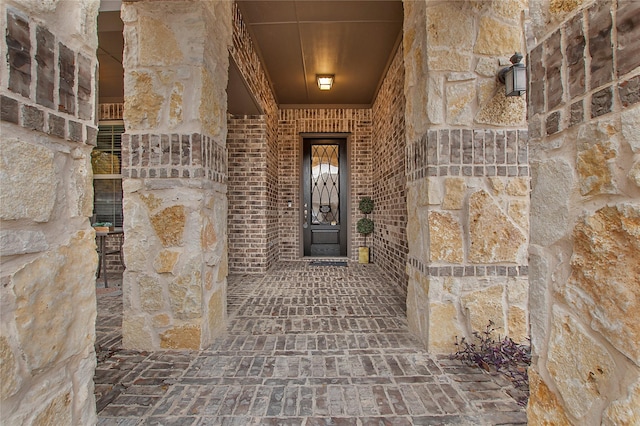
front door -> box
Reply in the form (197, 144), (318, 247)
(303, 137), (348, 257)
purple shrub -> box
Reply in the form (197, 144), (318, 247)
(451, 320), (531, 405)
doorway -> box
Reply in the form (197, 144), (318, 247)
(302, 137), (348, 257)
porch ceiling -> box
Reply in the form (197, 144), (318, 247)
(97, 1), (403, 112)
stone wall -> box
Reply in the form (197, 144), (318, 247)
(121, 0), (232, 350)
(371, 45), (408, 290)
(526, 0), (640, 424)
(278, 109), (372, 260)
(403, 0), (530, 353)
(1, 0), (100, 423)
(227, 4), (280, 274)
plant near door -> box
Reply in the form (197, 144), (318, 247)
(357, 197), (374, 263)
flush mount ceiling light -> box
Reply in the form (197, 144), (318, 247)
(498, 52), (527, 97)
(317, 74), (334, 91)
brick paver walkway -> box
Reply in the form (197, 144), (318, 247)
(95, 262), (526, 425)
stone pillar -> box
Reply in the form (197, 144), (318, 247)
(527, 0), (640, 423)
(121, 0), (232, 350)
(403, 0), (530, 352)
(1, 0), (99, 424)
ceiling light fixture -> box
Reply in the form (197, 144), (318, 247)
(498, 52), (527, 97)
(317, 74), (334, 91)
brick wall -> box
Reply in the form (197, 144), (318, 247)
(371, 46), (408, 291)
(227, 116), (270, 273)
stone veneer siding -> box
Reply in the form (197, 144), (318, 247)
(278, 109), (372, 261)
(403, 0), (530, 353)
(526, 0), (640, 424)
(120, 1), (232, 351)
(372, 45), (408, 290)
(1, 1), (99, 424)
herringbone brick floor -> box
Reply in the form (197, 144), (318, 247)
(95, 262), (527, 425)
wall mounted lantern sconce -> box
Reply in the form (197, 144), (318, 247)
(317, 74), (334, 91)
(498, 52), (527, 97)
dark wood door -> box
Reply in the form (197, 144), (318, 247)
(303, 138), (348, 257)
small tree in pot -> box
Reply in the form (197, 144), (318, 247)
(357, 196), (374, 263)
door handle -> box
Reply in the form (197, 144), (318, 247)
(303, 209), (308, 228)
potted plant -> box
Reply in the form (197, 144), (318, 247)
(357, 196), (374, 263)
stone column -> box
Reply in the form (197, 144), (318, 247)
(121, 0), (232, 350)
(527, 0), (640, 423)
(1, 0), (99, 423)
(403, 0), (530, 352)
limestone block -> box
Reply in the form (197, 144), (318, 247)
(124, 71), (164, 129)
(160, 323), (201, 350)
(468, 190), (526, 263)
(461, 285), (505, 336)
(576, 120), (619, 195)
(139, 274), (164, 312)
(550, 0), (584, 14)
(507, 306), (528, 342)
(475, 57), (498, 77)
(122, 315), (154, 350)
(491, 0), (527, 21)
(475, 89), (526, 126)
(406, 274), (430, 346)
(603, 380), (640, 426)
(528, 247), (550, 355)
(0, 140), (56, 222)
(427, 50), (472, 72)
(426, 178), (442, 205)
(153, 313), (171, 328)
(141, 193), (162, 212)
(32, 392), (72, 426)
(429, 302), (464, 353)
(489, 177), (505, 195)
(508, 199), (529, 231)
(154, 250), (180, 274)
(446, 81), (475, 125)
(442, 178), (466, 210)
(169, 263), (202, 320)
(426, 4), (474, 50)
(170, 82), (184, 127)
(0, 230), (49, 256)
(428, 211), (463, 263)
(630, 160), (640, 187)
(506, 177), (529, 196)
(548, 309), (615, 419)
(207, 287), (227, 339)
(427, 76), (444, 124)
(151, 205), (186, 247)
(217, 248), (229, 283)
(406, 184), (428, 257)
(477, 79), (495, 107)
(70, 147), (94, 218)
(530, 159), (573, 246)
(200, 68), (227, 139)
(622, 105), (640, 152)
(507, 278), (528, 305)
(0, 336), (20, 399)
(139, 16), (183, 66)
(12, 231), (97, 373)
(527, 368), (572, 426)
(475, 17), (522, 55)
(569, 204), (640, 364)
(201, 216), (218, 249)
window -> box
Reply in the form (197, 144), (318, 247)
(92, 121), (124, 227)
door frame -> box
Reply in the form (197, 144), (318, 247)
(299, 133), (351, 258)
